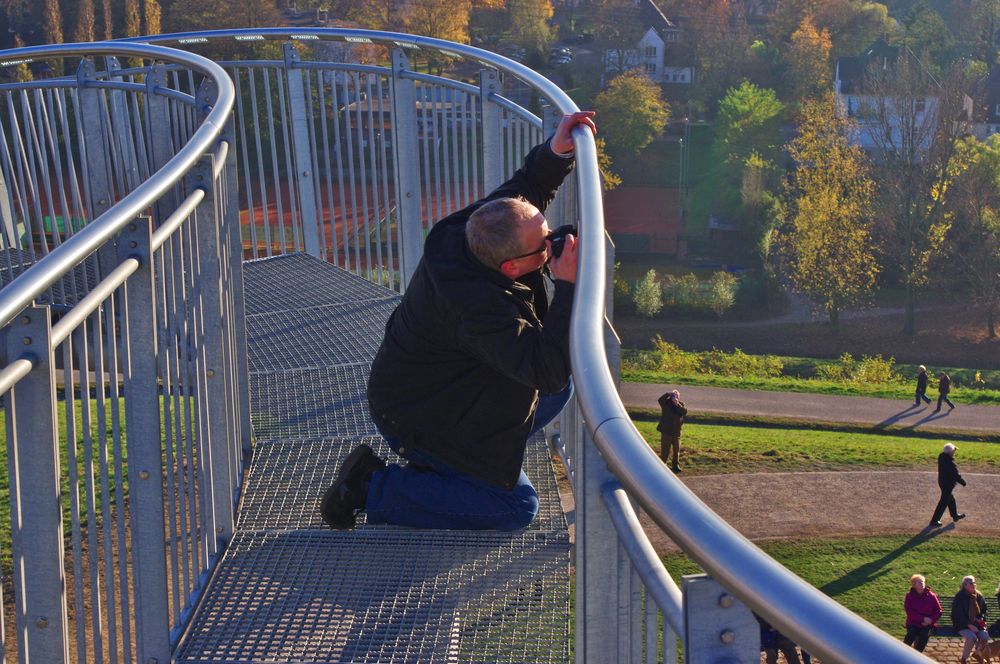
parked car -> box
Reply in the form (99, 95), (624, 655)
(548, 54), (572, 67)
(549, 47), (573, 59)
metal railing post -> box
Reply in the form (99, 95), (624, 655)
(542, 107), (570, 226)
(188, 145), (236, 546)
(574, 415), (619, 662)
(6, 304), (70, 663)
(105, 57), (141, 191)
(283, 43), (321, 257)
(77, 58), (117, 275)
(390, 47), (423, 289)
(683, 575), (758, 663)
(479, 68), (502, 193)
(145, 64), (179, 227)
(221, 114), (252, 455)
(118, 215), (171, 664)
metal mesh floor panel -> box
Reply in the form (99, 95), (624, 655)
(243, 253), (396, 313)
(238, 435), (564, 533)
(0, 248), (98, 307)
(250, 365), (377, 439)
(247, 299), (399, 373)
(181, 255), (571, 662)
(175, 529), (570, 664)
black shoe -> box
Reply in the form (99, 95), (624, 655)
(933, 409), (940, 413)
(954, 513), (966, 523)
(929, 520), (943, 527)
(671, 465), (682, 473)
(321, 444), (386, 530)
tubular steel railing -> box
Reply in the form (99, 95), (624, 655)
(0, 41), (241, 664)
(0, 27), (935, 664)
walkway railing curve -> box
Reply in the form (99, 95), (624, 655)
(0, 41), (244, 664)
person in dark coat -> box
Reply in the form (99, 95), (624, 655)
(935, 371), (955, 412)
(914, 365), (931, 406)
(657, 389), (687, 472)
(929, 443), (967, 527)
(320, 111), (597, 531)
(903, 574), (942, 651)
(952, 575), (989, 663)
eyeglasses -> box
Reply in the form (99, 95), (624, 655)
(503, 235), (551, 263)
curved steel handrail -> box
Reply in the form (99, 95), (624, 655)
(0, 41), (235, 330)
(121, 28), (929, 662)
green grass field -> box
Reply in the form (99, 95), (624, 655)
(632, 420), (1000, 474)
(663, 535), (1000, 637)
(624, 368), (1000, 406)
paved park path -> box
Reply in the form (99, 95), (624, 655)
(621, 383), (1000, 435)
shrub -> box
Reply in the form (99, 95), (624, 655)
(651, 335), (701, 374)
(815, 353), (900, 385)
(700, 347), (783, 378)
(613, 262), (632, 314)
(662, 272), (701, 308)
(633, 269), (663, 318)
(707, 271), (738, 317)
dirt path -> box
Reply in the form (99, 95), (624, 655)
(622, 383), (1000, 435)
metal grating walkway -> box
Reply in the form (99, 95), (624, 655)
(176, 253), (571, 663)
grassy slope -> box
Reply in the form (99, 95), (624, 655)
(623, 368), (1000, 406)
(631, 420), (1000, 475)
(663, 535), (1000, 637)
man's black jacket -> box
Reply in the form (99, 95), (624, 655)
(938, 452), (966, 491)
(367, 140), (575, 489)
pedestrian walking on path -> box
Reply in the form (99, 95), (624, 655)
(936, 371), (955, 412)
(929, 443), (967, 527)
(915, 365), (931, 406)
(657, 389), (687, 473)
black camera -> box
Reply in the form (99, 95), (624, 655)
(548, 224), (577, 259)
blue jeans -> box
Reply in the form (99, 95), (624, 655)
(365, 381), (573, 530)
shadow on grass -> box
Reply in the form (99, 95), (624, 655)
(819, 526), (951, 597)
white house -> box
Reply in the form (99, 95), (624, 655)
(604, 0), (693, 85)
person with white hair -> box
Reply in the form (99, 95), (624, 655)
(914, 365), (931, 406)
(929, 443), (967, 527)
(951, 575), (989, 663)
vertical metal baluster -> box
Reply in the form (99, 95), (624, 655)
(504, 109), (514, 181)
(631, 560), (643, 661)
(417, 83), (433, 231)
(17, 90), (49, 260)
(343, 73), (361, 273)
(0, 111), (27, 256)
(282, 44), (319, 256)
(145, 65), (178, 230)
(644, 589), (658, 663)
(66, 329), (87, 663)
(188, 140), (236, 546)
(370, 74), (387, 284)
(364, 74), (383, 283)
(6, 304), (71, 662)
(459, 90), (470, 207)
(663, 609), (677, 664)
(127, 79), (151, 183)
(5, 91), (38, 263)
(275, 65), (302, 253)
(103, 280), (134, 664)
(355, 74), (373, 279)
(431, 86), (444, 226)
(247, 68), (273, 258)
(377, 73), (394, 289)
(328, 72), (351, 269)
(470, 89), (480, 201)
(118, 216), (170, 664)
(232, 67), (258, 260)
(617, 542), (631, 662)
(389, 50), (421, 289)
(479, 70), (502, 194)
(440, 85), (454, 216)
(55, 89), (88, 237)
(105, 58), (141, 192)
(316, 73), (338, 264)
(303, 69), (328, 262)
(154, 239), (182, 627)
(78, 313), (108, 663)
(78, 60), (118, 285)
(177, 222), (202, 579)
(261, 69), (287, 255)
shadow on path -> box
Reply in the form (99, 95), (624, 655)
(819, 526), (951, 597)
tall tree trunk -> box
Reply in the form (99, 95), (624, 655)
(829, 305), (840, 335)
(902, 283), (916, 336)
(988, 304), (996, 339)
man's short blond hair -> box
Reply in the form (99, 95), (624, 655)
(466, 198), (537, 270)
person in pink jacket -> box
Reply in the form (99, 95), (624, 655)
(904, 574), (943, 651)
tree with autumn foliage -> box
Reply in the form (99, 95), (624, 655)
(786, 15), (831, 100)
(781, 94), (879, 334)
(507, 0), (553, 55)
(42, 0), (63, 45)
(593, 71), (670, 158)
(943, 136), (1000, 337)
